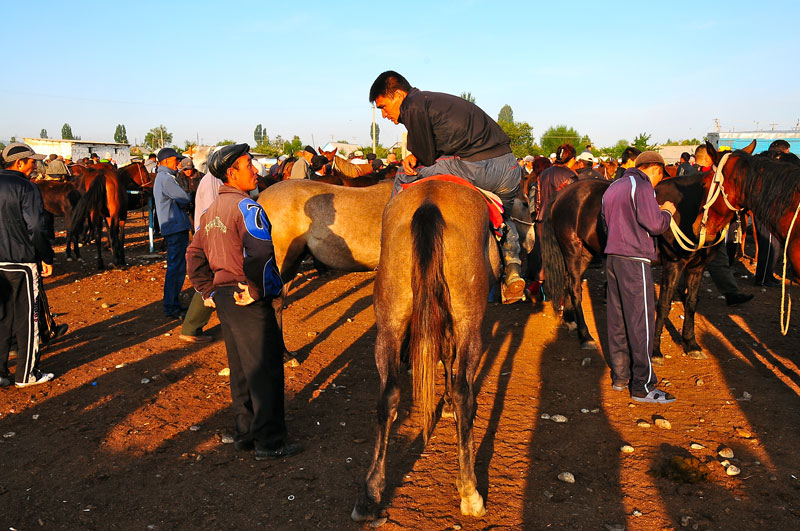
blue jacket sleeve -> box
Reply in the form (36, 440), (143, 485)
(162, 173), (192, 206)
(238, 199), (283, 300)
(635, 180), (672, 236)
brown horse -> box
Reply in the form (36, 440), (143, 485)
(598, 158), (618, 180)
(352, 180), (499, 521)
(68, 163), (128, 269)
(318, 147), (374, 178)
(35, 180), (81, 260)
(116, 162), (151, 211)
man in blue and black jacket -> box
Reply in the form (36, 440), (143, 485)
(602, 151), (677, 404)
(0, 142), (56, 388)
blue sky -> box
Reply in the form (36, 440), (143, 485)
(2, 0), (799, 149)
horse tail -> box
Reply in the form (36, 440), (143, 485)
(540, 209), (566, 307)
(69, 173), (106, 239)
(409, 202), (454, 443)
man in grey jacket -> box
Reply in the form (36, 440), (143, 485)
(602, 151), (677, 404)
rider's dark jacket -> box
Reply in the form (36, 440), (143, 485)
(601, 167), (672, 262)
(0, 169), (53, 264)
(399, 88), (512, 166)
(186, 185), (282, 302)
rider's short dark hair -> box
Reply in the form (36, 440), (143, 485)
(369, 71), (411, 102)
(680, 152), (690, 162)
(621, 147), (642, 165)
(769, 139), (790, 152)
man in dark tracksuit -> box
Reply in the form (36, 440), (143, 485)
(369, 70), (526, 303)
(602, 151), (677, 403)
(186, 143), (302, 460)
(0, 142), (56, 388)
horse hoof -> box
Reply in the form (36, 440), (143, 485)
(563, 321), (577, 332)
(651, 355), (664, 367)
(66, 257), (73, 262)
(580, 341), (597, 350)
(688, 350), (707, 360)
(351, 505), (374, 522)
(441, 403), (455, 419)
(460, 490), (486, 517)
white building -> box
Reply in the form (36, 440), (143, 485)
(23, 138), (131, 165)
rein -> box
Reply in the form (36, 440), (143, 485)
(669, 152), (740, 252)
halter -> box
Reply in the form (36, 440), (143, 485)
(669, 152), (741, 252)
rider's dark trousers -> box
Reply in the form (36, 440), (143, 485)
(393, 153), (523, 266)
(605, 255), (659, 394)
(754, 221), (779, 284)
(214, 286), (287, 449)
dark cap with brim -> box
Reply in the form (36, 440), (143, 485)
(635, 151), (665, 167)
(208, 143), (250, 178)
(2, 142), (46, 163)
(157, 147), (181, 161)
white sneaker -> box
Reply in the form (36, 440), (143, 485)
(15, 370), (55, 388)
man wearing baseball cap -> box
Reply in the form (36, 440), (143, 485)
(187, 143), (303, 459)
(601, 151), (677, 403)
(153, 147), (192, 319)
(0, 143), (56, 387)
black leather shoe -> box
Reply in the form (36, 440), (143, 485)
(755, 276), (782, 287)
(725, 292), (754, 306)
(254, 441), (304, 460)
(233, 437), (254, 451)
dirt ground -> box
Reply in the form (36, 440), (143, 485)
(2, 215), (799, 531)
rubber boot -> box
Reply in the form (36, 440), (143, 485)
(501, 262), (526, 304)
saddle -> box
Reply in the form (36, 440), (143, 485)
(400, 174), (505, 236)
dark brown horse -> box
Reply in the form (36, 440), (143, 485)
(352, 180), (499, 521)
(35, 180), (81, 260)
(68, 163), (128, 269)
(541, 141), (756, 358)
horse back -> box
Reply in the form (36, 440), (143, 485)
(551, 179), (610, 254)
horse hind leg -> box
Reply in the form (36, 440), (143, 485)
(453, 332), (486, 518)
(352, 328), (403, 522)
(681, 266), (705, 359)
(566, 247), (597, 349)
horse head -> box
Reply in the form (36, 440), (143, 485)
(319, 147), (337, 162)
(706, 139), (756, 212)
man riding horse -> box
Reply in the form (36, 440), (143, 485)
(369, 70), (526, 303)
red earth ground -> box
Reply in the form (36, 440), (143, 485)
(1, 215), (799, 530)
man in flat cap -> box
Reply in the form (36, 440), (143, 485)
(153, 147), (192, 319)
(369, 70), (527, 303)
(187, 143), (303, 460)
(601, 151), (676, 404)
(0, 143), (56, 387)
(289, 145), (316, 180)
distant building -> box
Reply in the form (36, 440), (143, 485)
(656, 145), (701, 165)
(707, 130), (800, 153)
(320, 142), (361, 157)
(23, 138), (131, 165)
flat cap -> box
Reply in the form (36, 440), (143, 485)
(1, 142), (45, 163)
(208, 143), (250, 178)
(635, 151), (665, 167)
(157, 147), (181, 161)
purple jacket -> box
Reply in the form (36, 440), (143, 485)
(601, 168), (671, 262)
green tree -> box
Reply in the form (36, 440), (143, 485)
(460, 92), (476, 104)
(114, 124), (128, 143)
(499, 120), (536, 157)
(283, 135), (303, 155)
(597, 139), (629, 160)
(0, 141), (5, 152)
(143, 125), (172, 151)
(497, 104), (514, 124)
(183, 140), (197, 151)
(369, 123), (380, 146)
(540, 125), (581, 156)
(61, 123), (75, 140)
(40, 128), (48, 139)
(217, 139), (235, 146)
(254, 124), (264, 144)
(632, 132), (655, 151)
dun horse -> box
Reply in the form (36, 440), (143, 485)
(541, 141), (756, 358)
(352, 180), (499, 521)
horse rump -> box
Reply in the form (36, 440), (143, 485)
(409, 201), (455, 443)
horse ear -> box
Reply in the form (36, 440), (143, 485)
(706, 140), (718, 162)
(743, 140), (756, 154)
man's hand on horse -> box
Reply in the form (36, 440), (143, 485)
(234, 282), (255, 306)
(661, 201), (677, 216)
(402, 154), (418, 175)
(203, 296), (216, 308)
(41, 263), (53, 277)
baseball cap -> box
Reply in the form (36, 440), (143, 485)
(523, 155), (535, 162)
(2, 142), (46, 163)
(353, 150), (364, 157)
(179, 158), (195, 170)
(635, 151), (665, 167)
(576, 152), (595, 163)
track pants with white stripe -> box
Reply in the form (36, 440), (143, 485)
(0, 262), (41, 384)
(606, 255), (658, 394)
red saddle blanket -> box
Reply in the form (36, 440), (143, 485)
(400, 174), (505, 234)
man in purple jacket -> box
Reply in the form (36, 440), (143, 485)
(602, 151), (677, 403)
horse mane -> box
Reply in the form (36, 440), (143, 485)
(735, 150), (800, 230)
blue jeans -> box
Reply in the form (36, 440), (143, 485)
(163, 231), (189, 315)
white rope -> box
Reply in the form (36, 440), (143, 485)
(780, 201), (800, 335)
